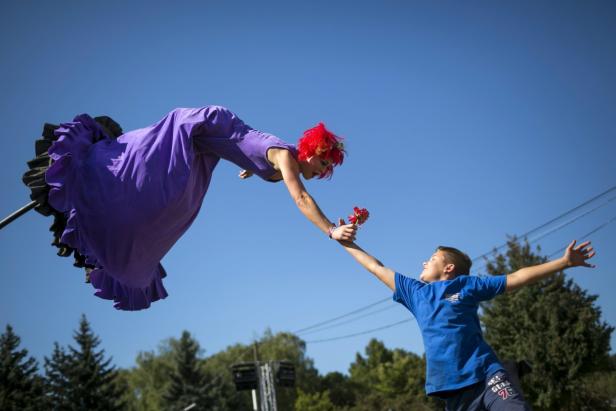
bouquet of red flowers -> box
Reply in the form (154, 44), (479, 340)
(348, 206), (370, 226)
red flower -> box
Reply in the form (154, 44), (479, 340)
(348, 206), (370, 226)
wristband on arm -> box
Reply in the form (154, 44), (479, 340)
(328, 225), (336, 239)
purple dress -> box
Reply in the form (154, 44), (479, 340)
(43, 106), (296, 310)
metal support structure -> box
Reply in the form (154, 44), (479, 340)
(258, 362), (277, 411)
(231, 344), (295, 411)
(0, 201), (37, 230)
(232, 360), (295, 411)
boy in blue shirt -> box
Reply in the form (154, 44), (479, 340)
(339, 231), (596, 411)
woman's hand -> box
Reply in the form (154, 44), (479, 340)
(238, 169), (253, 179)
(331, 218), (358, 242)
(272, 148), (357, 242)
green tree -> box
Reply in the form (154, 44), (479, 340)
(44, 314), (126, 410)
(320, 371), (356, 409)
(482, 237), (614, 410)
(583, 353), (616, 405)
(44, 343), (70, 408)
(0, 325), (46, 410)
(162, 331), (223, 411)
(120, 345), (175, 411)
(295, 389), (335, 411)
(348, 339), (440, 410)
(121, 335), (224, 411)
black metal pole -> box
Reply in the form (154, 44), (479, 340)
(0, 201), (37, 230)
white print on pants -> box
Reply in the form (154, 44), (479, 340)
(487, 373), (515, 400)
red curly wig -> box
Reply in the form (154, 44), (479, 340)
(297, 122), (345, 179)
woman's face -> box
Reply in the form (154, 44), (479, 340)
(300, 155), (332, 179)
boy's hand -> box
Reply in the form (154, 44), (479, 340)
(507, 240), (597, 292)
(564, 240), (596, 268)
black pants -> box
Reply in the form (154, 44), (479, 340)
(442, 371), (531, 411)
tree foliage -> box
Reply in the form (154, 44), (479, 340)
(296, 389), (336, 411)
(44, 315), (126, 410)
(319, 371), (357, 409)
(0, 325), (46, 410)
(346, 339), (441, 410)
(120, 344), (175, 411)
(162, 330), (224, 411)
(482, 237), (614, 410)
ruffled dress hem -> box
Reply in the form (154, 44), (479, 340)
(23, 114), (168, 311)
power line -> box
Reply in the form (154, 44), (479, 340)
(236, 308), (400, 360)
(297, 305), (397, 336)
(528, 196), (615, 243)
(471, 185), (616, 263)
(471, 195), (616, 274)
(303, 215), (616, 345)
(293, 185), (616, 335)
(293, 297), (390, 334)
(305, 319), (412, 344)
(547, 214), (616, 258)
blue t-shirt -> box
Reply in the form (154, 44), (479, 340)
(393, 272), (507, 395)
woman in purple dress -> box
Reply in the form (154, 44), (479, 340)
(23, 106), (356, 310)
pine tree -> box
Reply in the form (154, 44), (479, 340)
(0, 325), (46, 410)
(44, 342), (71, 409)
(163, 331), (223, 411)
(44, 314), (126, 410)
(482, 237), (614, 410)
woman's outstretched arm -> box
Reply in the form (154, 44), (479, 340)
(275, 149), (357, 241)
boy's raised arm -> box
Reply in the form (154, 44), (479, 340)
(339, 240), (396, 291)
(506, 240), (596, 292)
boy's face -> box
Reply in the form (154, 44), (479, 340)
(420, 250), (453, 282)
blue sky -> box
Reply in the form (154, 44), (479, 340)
(1, 0), (615, 375)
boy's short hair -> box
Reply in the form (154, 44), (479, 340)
(437, 246), (472, 276)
